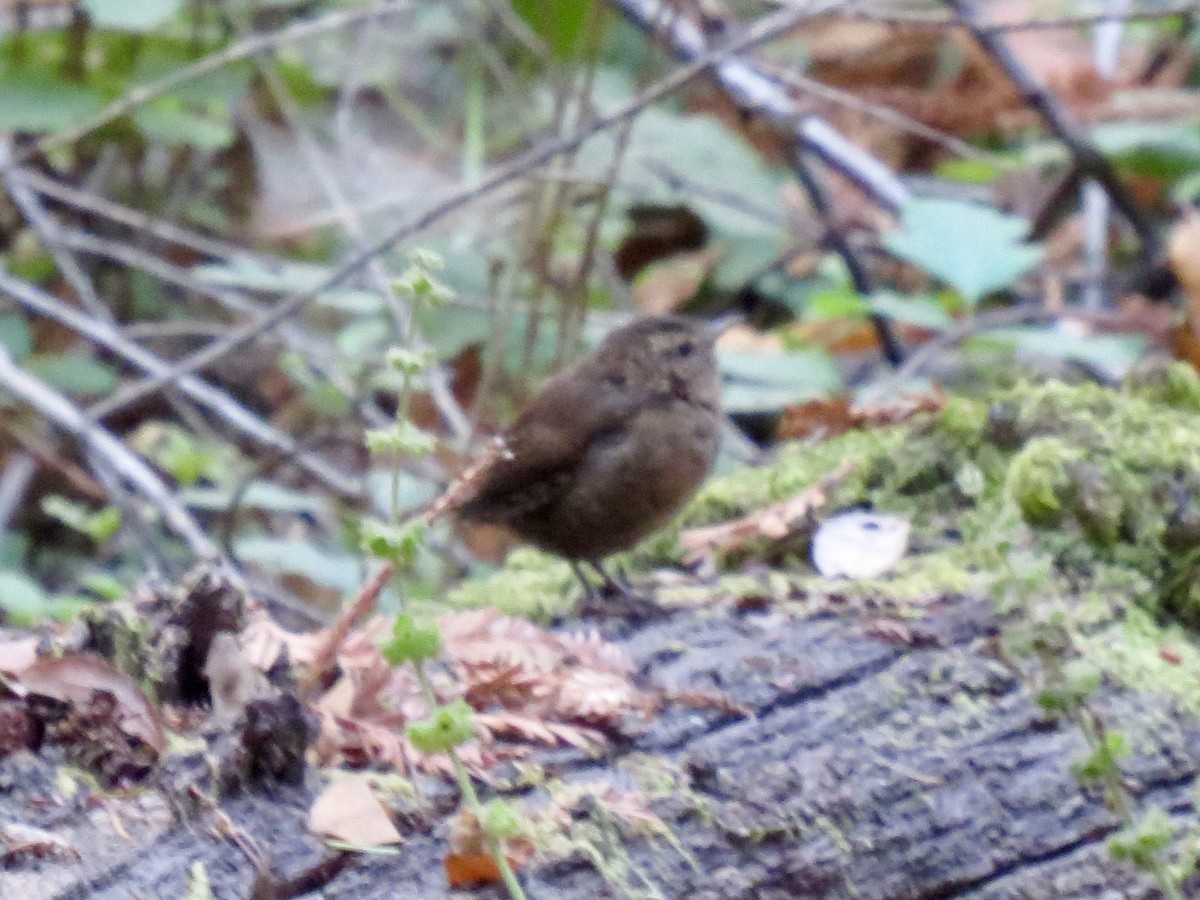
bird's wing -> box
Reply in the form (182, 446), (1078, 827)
(458, 368), (640, 524)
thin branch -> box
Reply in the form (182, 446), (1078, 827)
(13, 172), (392, 428)
(3, 155), (109, 323)
(944, 0), (1158, 261)
(0, 270), (363, 501)
(0, 344), (221, 562)
(790, 149), (903, 365)
(610, 0), (910, 212)
(0, 452), (37, 534)
(759, 64), (1001, 164)
(91, 0), (899, 417)
(841, 2), (1200, 33)
(14, 167), (263, 263)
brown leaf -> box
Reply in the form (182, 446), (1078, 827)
(445, 806), (534, 888)
(308, 775), (403, 847)
(203, 632), (268, 725)
(778, 388), (945, 442)
(16, 653), (165, 756)
(777, 396), (855, 441)
(0, 822), (80, 864)
(680, 460), (858, 564)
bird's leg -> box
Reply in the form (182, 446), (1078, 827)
(589, 561), (632, 597)
(570, 562), (600, 602)
(579, 560), (669, 624)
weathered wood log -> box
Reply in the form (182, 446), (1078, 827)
(3, 595), (1197, 899)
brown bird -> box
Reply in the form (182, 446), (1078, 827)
(458, 315), (723, 604)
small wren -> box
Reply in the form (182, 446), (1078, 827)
(458, 315), (723, 600)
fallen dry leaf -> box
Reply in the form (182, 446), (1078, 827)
(203, 632), (268, 725)
(251, 605), (641, 778)
(0, 822), (80, 864)
(445, 806), (534, 888)
(680, 460), (858, 564)
(15, 652), (165, 756)
(1168, 208), (1200, 374)
(308, 774), (403, 848)
(778, 388), (945, 442)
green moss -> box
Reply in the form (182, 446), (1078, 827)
(453, 377), (1200, 654)
(442, 548), (576, 621)
(1080, 607), (1200, 716)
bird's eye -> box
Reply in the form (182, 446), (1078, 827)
(676, 342), (694, 358)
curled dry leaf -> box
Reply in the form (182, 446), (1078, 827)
(778, 387), (946, 442)
(203, 632), (269, 725)
(246, 605), (641, 777)
(445, 805), (535, 889)
(427, 436), (512, 522)
(0, 822), (80, 864)
(680, 459), (858, 564)
(308, 774), (403, 848)
(15, 652), (165, 757)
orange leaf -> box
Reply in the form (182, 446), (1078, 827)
(445, 852), (507, 887)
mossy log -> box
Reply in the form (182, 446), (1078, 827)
(4, 593), (1197, 899)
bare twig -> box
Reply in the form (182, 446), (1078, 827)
(841, 2), (1200, 33)
(296, 561), (395, 701)
(0, 344), (221, 562)
(610, 0), (910, 212)
(14, 167), (264, 263)
(0, 452), (37, 534)
(790, 150), (903, 365)
(92, 0), (897, 417)
(0, 270), (363, 500)
(3, 152), (109, 322)
(944, 0), (1158, 262)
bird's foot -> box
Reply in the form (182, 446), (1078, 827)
(573, 562), (670, 624)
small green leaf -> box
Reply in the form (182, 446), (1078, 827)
(0, 569), (51, 625)
(0, 71), (103, 131)
(481, 799), (523, 839)
(0, 314), (33, 360)
(381, 614), (443, 665)
(134, 101), (235, 151)
(83, 0), (183, 31)
(719, 348), (843, 414)
(366, 420), (437, 458)
(24, 352), (118, 398)
(510, 0), (599, 60)
(42, 496), (121, 543)
(868, 291), (953, 331)
(361, 518), (427, 567)
(407, 699), (475, 754)
(884, 198), (1044, 305)
(934, 158), (1003, 184)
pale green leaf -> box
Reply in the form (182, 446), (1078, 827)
(884, 198), (1043, 305)
(0, 314), (33, 360)
(719, 348), (843, 413)
(0, 72), (103, 131)
(83, 0), (183, 31)
(24, 352), (119, 397)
